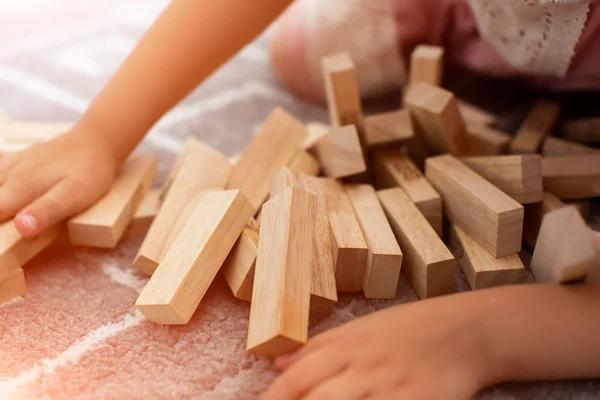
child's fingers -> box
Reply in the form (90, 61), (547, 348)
(15, 178), (92, 237)
(275, 327), (345, 370)
(0, 178), (39, 222)
(303, 370), (366, 400)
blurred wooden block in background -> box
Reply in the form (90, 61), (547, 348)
(313, 125), (366, 179)
(466, 126), (510, 156)
(364, 110), (414, 149)
(542, 136), (599, 157)
(542, 155), (600, 199)
(510, 100), (560, 154)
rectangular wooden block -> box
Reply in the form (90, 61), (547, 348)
(461, 155), (543, 204)
(426, 155), (524, 257)
(346, 184), (403, 299)
(458, 100), (496, 127)
(466, 125), (511, 156)
(322, 53), (363, 128)
(409, 45), (444, 87)
(563, 117), (600, 144)
(0, 121), (72, 144)
(136, 190), (254, 325)
(541, 136), (599, 157)
(321, 178), (368, 292)
(124, 188), (162, 239)
(510, 100), (560, 154)
(247, 187), (317, 357)
(313, 125), (366, 179)
(451, 225), (525, 290)
(522, 192), (566, 248)
(405, 82), (468, 155)
(531, 206), (600, 283)
(287, 150), (320, 176)
(0, 268), (27, 305)
(374, 149), (442, 236)
(363, 110), (414, 149)
(377, 188), (455, 298)
(134, 140), (232, 275)
(68, 155), (157, 248)
(222, 228), (259, 302)
(304, 122), (331, 150)
(226, 107), (307, 212)
(542, 154), (600, 199)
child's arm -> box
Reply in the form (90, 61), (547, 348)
(266, 283), (600, 399)
(3, 0), (292, 237)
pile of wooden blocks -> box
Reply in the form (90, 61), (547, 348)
(1, 44), (600, 357)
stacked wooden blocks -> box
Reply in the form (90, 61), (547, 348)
(1, 45), (600, 359)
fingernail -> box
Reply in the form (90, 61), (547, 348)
(17, 212), (38, 233)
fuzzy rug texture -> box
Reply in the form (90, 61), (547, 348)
(0, 1), (599, 399)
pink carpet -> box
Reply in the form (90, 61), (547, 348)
(1, 1), (599, 398)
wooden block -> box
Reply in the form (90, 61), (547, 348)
(466, 126), (511, 156)
(247, 187), (317, 357)
(222, 228), (259, 302)
(226, 107), (307, 211)
(270, 169), (338, 309)
(136, 190), (254, 324)
(363, 110), (414, 149)
(450, 225), (525, 290)
(0, 121), (72, 144)
(124, 188), (162, 239)
(408, 45), (444, 87)
(345, 184), (403, 299)
(304, 122), (330, 150)
(426, 155), (524, 257)
(542, 136), (599, 157)
(374, 149), (442, 236)
(68, 155), (157, 248)
(405, 82), (468, 155)
(563, 117), (600, 144)
(321, 178), (368, 292)
(160, 138), (196, 201)
(522, 192), (566, 248)
(0, 269), (27, 305)
(287, 151), (320, 176)
(312, 125), (366, 179)
(461, 155), (543, 204)
(531, 206), (600, 283)
(458, 100), (496, 127)
(134, 140), (232, 275)
(377, 188), (455, 298)
(510, 100), (560, 154)
(322, 53), (363, 129)
(0, 221), (61, 282)
(542, 155), (600, 199)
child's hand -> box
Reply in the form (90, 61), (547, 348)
(265, 295), (493, 400)
(0, 128), (119, 237)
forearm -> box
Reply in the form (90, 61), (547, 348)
(78, 0), (292, 163)
(476, 283), (600, 384)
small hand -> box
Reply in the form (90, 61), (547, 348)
(264, 295), (492, 400)
(0, 128), (119, 237)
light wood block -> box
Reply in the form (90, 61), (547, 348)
(68, 155), (157, 248)
(542, 155), (600, 199)
(304, 122), (330, 150)
(458, 100), (496, 127)
(405, 82), (468, 155)
(0, 268), (26, 305)
(531, 206), (600, 283)
(374, 149), (442, 236)
(542, 136), (599, 157)
(136, 190), (254, 325)
(287, 151), (320, 176)
(134, 140), (231, 275)
(466, 126), (511, 156)
(409, 45), (444, 87)
(364, 110), (414, 149)
(124, 188), (162, 239)
(461, 155), (543, 204)
(346, 184), (403, 299)
(0, 121), (72, 144)
(321, 178), (368, 292)
(160, 138), (196, 201)
(522, 192), (566, 248)
(222, 228), (259, 302)
(563, 118), (600, 144)
(322, 53), (363, 129)
(0, 221), (61, 282)
(510, 100), (560, 154)
(451, 225), (525, 290)
(426, 155), (524, 257)
(313, 125), (366, 179)
(226, 107), (307, 212)
(247, 187), (317, 357)
(377, 188), (455, 298)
